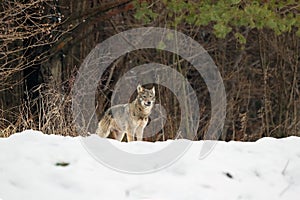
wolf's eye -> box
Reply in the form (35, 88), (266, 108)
(142, 95), (147, 98)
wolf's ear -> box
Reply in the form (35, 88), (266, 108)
(151, 86), (155, 95)
(137, 84), (144, 93)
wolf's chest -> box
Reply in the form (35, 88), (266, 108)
(130, 116), (148, 127)
(130, 109), (149, 126)
(137, 117), (148, 126)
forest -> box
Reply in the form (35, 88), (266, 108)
(1, 0), (299, 141)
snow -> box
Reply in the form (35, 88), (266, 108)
(0, 130), (300, 200)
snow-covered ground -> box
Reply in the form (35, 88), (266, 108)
(0, 130), (300, 200)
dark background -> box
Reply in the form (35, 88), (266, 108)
(0, 0), (299, 141)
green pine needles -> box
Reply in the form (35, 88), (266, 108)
(134, 0), (300, 43)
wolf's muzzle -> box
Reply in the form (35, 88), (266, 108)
(144, 101), (152, 106)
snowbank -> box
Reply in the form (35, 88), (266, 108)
(0, 130), (299, 200)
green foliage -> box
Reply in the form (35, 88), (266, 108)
(234, 32), (247, 44)
(134, 1), (158, 24)
(134, 0), (300, 42)
(157, 40), (167, 50)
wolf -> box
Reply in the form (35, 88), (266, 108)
(96, 84), (155, 142)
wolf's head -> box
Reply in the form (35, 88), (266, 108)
(137, 84), (155, 108)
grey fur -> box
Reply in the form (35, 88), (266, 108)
(96, 85), (155, 142)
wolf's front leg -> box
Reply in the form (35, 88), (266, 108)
(135, 126), (145, 141)
(126, 125), (137, 142)
(115, 131), (126, 142)
(126, 132), (134, 142)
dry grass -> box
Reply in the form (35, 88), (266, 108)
(0, 83), (77, 138)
